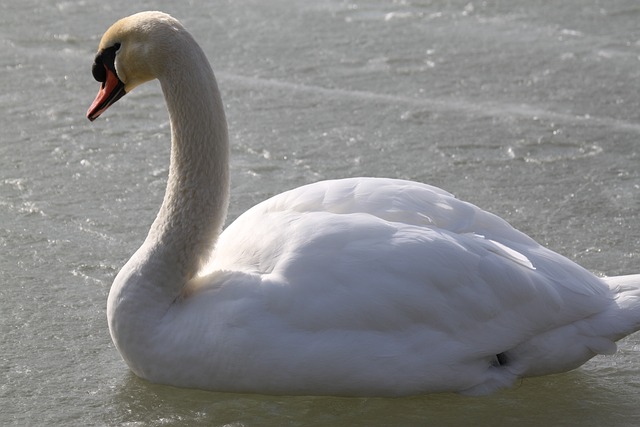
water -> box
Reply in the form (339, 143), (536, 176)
(1, 0), (639, 425)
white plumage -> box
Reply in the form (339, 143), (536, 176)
(87, 11), (640, 396)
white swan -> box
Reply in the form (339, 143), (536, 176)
(87, 11), (640, 396)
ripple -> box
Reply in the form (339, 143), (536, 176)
(218, 73), (640, 134)
(509, 139), (604, 163)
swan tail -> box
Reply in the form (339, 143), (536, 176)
(601, 274), (640, 340)
(478, 275), (640, 382)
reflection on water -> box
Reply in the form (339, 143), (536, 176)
(108, 368), (638, 426)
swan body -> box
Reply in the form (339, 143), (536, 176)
(88, 11), (640, 396)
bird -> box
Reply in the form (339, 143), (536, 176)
(87, 11), (640, 396)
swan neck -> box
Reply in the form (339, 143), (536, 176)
(147, 38), (229, 281)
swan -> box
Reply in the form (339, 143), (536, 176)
(87, 11), (640, 396)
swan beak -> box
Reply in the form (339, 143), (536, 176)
(87, 66), (126, 121)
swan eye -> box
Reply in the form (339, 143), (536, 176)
(91, 43), (121, 83)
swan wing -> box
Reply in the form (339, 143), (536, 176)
(183, 178), (614, 394)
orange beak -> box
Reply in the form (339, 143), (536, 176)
(87, 65), (126, 121)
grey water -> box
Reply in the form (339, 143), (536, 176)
(1, 0), (639, 425)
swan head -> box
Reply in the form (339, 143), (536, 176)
(87, 11), (185, 121)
